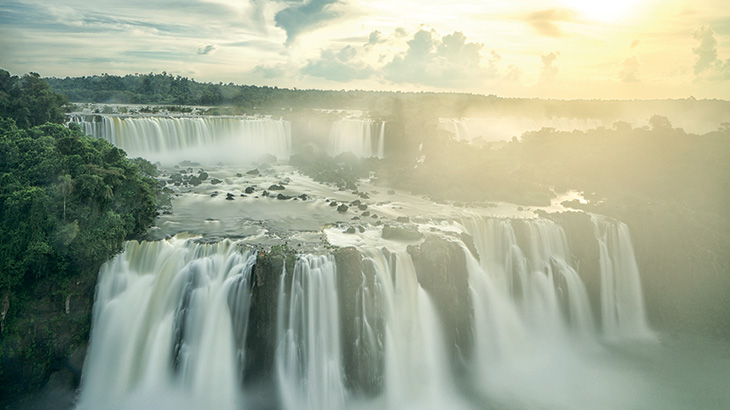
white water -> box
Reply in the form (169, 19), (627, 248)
(592, 216), (654, 340)
(328, 119), (385, 158)
(439, 117), (605, 143)
(70, 114), (292, 163)
(76, 238), (255, 410)
(276, 254), (347, 410)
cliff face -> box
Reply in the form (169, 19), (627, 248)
(0, 266), (96, 409)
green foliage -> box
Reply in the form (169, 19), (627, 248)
(0, 70), (69, 128)
(0, 119), (159, 290)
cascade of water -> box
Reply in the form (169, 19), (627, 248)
(438, 117), (605, 143)
(462, 217), (596, 341)
(592, 216), (654, 340)
(69, 114), (292, 163)
(276, 254), (347, 410)
(360, 248), (467, 410)
(76, 238), (255, 410)
(328, 119), (385, 158)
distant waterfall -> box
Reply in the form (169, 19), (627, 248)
(76, 238), (255, 410)
(592, 217), (654, 340)
(439, 117), (605, 143)
(69, 114), (292, 163)
(328, 119), (385, 158)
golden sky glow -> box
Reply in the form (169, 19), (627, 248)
(0, 0), (729, 99)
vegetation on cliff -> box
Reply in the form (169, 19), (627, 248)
(0, 70), (161, 406)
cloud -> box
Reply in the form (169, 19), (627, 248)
(383, 29), (495, 88)
(274, 0), (341, 46)
(251, 63), (289, 79)
(197, 44), (217, 55)
(539, 52), (559, 84)
(524, 9), (575, 37)
(505, 64), (521, 82)
(619, 56), (640, 82)
(692, 24), (730, 80)
(301, 45), (374, 81)
(366, 30), (382, 46)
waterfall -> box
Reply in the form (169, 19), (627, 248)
(276, 254), (347, 410)
(328, 119), (386, 158)
(438, 117), (605, 143)
(592, 216), (654, 340)
(362, 248), (465, 409)
(77, 215), (655, 410)
(76, 238), (255, 410)
(69, 114), (292, 163)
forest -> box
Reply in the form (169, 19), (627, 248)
(0, 69), (162, 403)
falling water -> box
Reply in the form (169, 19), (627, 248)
(276, 254), (347, 410)
(592, 216), (654, 340)
(69, 114), (292, 163)
(75, 238), (255, 410)
(328, 119), (386, 158)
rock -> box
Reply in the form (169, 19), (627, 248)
(198, 171), (209, 181)
(276, 193), (292, 200)
(245, 187), (255, 194)
(188, 176), (201, 186)
(236, 173), (243, 177)
(329, 201), (338, 207)
(358, 225), (365, 233)
(337, 204), (349, 213)
(351, 199), (362, 206)
(226, 193), (235, 200)
(246, 168), (260, 175)
(396, 216), (410, 223)
(268, 184), (285, 191)
(358, 204), (368, 211)
(362, 211), (370, 217)
(344, 226), (356, 234)
(407, 236), (472, 373)
(210, 178), (222, 185)
(162, 210), (172, 215)
(210, 192), (219, 197)
(381, 225), (423, 241)
(359, 192), (370, 199)
(387, 190), (396, 195)
(262, 190), (270, 197)
(351, 216), (360, 220)
(298, 194), (308, 201)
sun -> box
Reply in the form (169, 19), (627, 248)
(560, 0), (638, 22)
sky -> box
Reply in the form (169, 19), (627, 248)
(1, 0), (729, 99)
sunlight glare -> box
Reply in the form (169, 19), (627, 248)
(561, 0), (639, 22)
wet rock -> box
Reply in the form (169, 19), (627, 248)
(351, 199), (362, 206)
(359, 192), (370, 199)
(198, 171), (209, 181)
(396, 216), (410, 223)
(210, 178), (222, 185)
(262, 190), (270, 197)
(236, 173), (243, 177)
(408, 236), (472, 373)
(210, 192), (219, 197)
(245, 187), (255, 194)
(188, 176), (202, 186)
(344, 226), (356, 234)
(268, 184), (286, 191)
(387, 190), (396, 195)
(246, 168), (260, 175)
(362, 211), (371, 217)
(226, 193), (235, 200)
(298, 194), (308, 201)
(381, 225), (422, 241)
(337, 204), (349, 213)
(329, 201), (339, 207)
(358, 204), (368, 211)
(276, 193), (292, 200)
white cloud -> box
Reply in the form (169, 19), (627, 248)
(619, 56), (640, 82)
